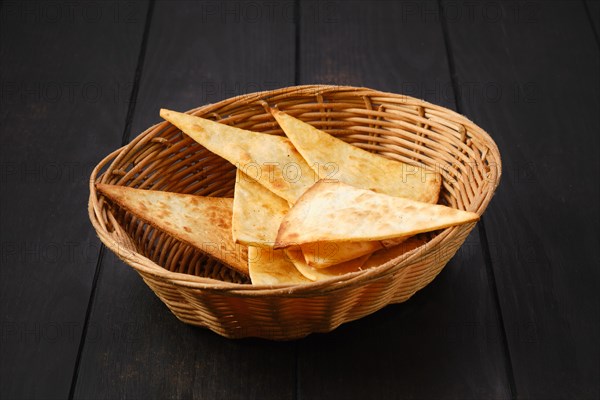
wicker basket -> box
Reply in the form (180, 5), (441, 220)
(88, 85), (501, 340)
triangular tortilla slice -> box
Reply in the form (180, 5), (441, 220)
(275, 180), (479, 247)
(300, 241), (382, 268)
(380, 236), (409, 249)
(232, 169), (289, 247)
(231, 174), (374, 275)
(286, 248), (371, 281)
(96, 184), (248, 275)
(160, 109), (316, 204)
(270, 108), (441, 203)
(362, 236), (427, 269)
(248, 246), (310, 285)
(288, 236), (427, 281)
(270, 108), (426, 263)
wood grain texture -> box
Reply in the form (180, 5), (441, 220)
(127, 0), (297, 139)
(442, 0), (600, 398)
(298, 0), (456, 110)
(72, 1), (298, 398)
(295, 2), (511, 399)
(585, 0), (600, 39)
(75, 258), (296, 399)
(3, 0), (597, 398)
(0, 1), (149, 398)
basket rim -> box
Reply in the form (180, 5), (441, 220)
(88, 84), (501, 295)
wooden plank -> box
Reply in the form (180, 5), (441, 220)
(72, 1), (297, 398)
(442, 0), (599, 398)
(585, 0), (600, 38)
(127, 0), (296, 138)
(75, 260), (297, 399)
(0, 1), (149, 398)
(298, 0), (455, 110)
(295, 2), (512, 399)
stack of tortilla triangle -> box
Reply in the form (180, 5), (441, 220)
(97, 108), (479, 285)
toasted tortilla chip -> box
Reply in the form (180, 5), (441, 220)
(232, 169), (289, 247)
(248, 246), (310, 285)
(160, 109), (315, 204)
(286, 248), (371, 281)
(288, 236), (426, 281)
(96, 184), (248, 275)
(362, 236), (427, 269)
(270, 108), (441, 203)
(275, 181), (479, 247)
(380, 236), (409, 249)
(300, 241), (382, 268)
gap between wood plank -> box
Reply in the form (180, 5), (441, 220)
(67, 247), (105, 399)
(438, 0), (517, 398)
(67, 1), (156, 398)
(477, 220), (517, 398)
(121, 0), (156, 145)
(582, 0), (600, 47)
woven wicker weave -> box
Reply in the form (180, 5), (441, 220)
(88, 85), (501, 340)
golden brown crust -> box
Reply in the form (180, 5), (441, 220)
(160, 109), (315, 204)
(270, 109), (442, 204)
(286, 248), (371, 281)
(232, 170), (290, 247)
(248, 246), (310, 285)
(275, 180), (479, 247)
(300, 241), (381, 268)
(96, 184), (248, 275)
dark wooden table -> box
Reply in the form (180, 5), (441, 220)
(1, 1), (598, 399)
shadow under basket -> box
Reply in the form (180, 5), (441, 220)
(88, 85), (501, 340)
